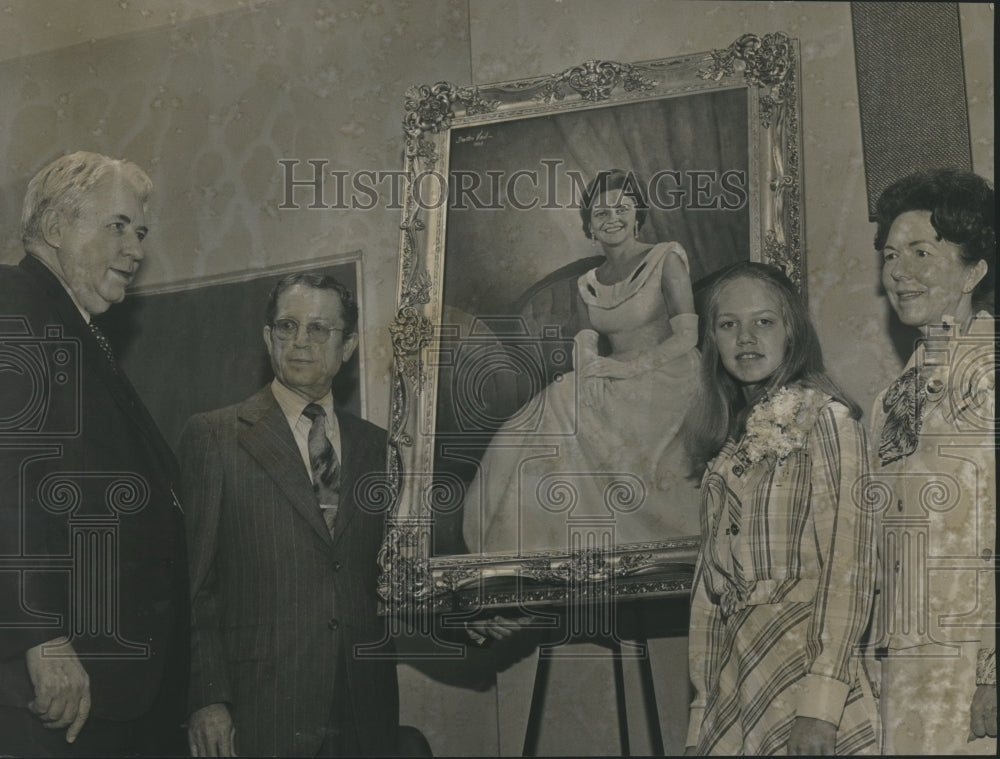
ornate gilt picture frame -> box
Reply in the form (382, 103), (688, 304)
(378, 33), (803, 614)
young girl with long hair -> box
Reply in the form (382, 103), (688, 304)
(684, 262), (879, 755)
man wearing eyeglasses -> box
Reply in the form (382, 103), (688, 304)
(179, 273), (399, 757)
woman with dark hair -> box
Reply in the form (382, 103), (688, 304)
(461, 169), (702, 755)
(684, 262), (879, 755)
(868, 169), (995, 754)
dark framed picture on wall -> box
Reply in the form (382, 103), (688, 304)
(100, 252), (366, 449)
(381, 33), (805, 614)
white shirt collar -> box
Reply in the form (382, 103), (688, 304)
(270, 379), (342, 474)
(70, 295), (91, 324)
(270, 379), (335, 426)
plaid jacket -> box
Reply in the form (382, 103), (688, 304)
(688, 397), (876, 741)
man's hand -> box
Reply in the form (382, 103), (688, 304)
(969, 684), (997, 741)
(25, 636), (91, 744)
(466, 615), (531, 642)
(787, 716), (837, 755)
(188, 702), (237, 757)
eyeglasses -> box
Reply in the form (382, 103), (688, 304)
(269, 318), (346, 344)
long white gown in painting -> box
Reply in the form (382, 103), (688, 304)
(463, 242), (701, 555)
(462, 243), (701, 755)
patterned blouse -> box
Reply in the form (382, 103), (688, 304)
(869, 312), (995, 664)
(687, 394), (876, 743)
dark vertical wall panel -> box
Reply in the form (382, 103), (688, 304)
(851, 2), (972, 219)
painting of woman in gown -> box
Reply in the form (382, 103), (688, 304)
(463, 169), (701, 556)
(461, 169), (701, 756)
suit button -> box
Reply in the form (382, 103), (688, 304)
(327, 618), (340, 631)
(732, 464), (744, 476)
(332, 560), (343, 572)
(730, 523), (740, 536)
(982, 548), (993, 561)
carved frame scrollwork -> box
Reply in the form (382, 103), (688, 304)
(381, 33), (804, 613)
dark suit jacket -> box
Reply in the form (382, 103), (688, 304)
(0, 255), (189, 722)
(180, 386), (399, 757)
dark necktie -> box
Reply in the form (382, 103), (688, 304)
(302, 403), (340, 535)
(88, 322), (120, 374)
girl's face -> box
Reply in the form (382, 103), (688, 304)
(588, 190), (637, 246)
(713, 277), (789, 392)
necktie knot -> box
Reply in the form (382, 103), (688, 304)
(302, 402), (326, 422)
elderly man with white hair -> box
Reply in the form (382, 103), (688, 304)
(0, 151), (188, 756)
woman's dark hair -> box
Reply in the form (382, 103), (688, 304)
(874, 168), (995, 312)
(579, 169), (649, 239)
(264, 271), (359, 335)
(683, 261), (861, 476)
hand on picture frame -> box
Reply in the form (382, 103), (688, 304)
(465, 615), (532, 644)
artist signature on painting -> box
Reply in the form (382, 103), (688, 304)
(454, 130), (493, 147)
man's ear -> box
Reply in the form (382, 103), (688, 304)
(341, 332), (359, 364)
(40, 208), (62, 250)
(263, 325), (273, 355)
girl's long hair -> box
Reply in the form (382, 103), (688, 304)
(683, 262), (861, 478)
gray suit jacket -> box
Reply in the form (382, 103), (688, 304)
(180, 386), (398, 757)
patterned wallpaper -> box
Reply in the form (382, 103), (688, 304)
(0, 0), (252, 63)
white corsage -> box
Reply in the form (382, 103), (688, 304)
(736, 386), (820, 464)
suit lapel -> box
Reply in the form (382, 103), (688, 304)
(88, 322), (178, 481)
(237, 388), (334, 550)
(20, 256), (178, 486)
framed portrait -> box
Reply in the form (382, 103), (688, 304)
(380, 33), (804, 614)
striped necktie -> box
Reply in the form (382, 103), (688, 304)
(302, 403), (340, 535)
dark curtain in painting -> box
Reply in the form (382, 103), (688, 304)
(433, 89), (750, 555)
